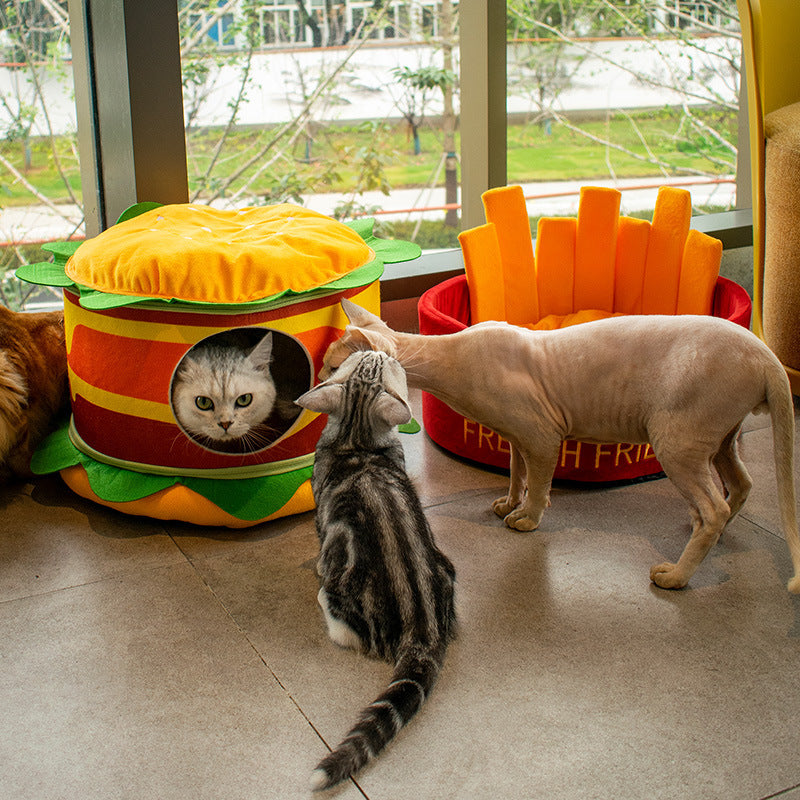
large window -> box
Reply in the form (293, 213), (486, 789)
(0, 0), (750, 311)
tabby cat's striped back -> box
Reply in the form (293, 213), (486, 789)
(295, 350), (456, 790)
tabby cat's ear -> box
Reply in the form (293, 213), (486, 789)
(341, 299), (384, 329)
(373, 390), (412, 428)
(294, 383), (343, 414)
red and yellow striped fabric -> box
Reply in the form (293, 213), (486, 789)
(64, 281), (380, 475)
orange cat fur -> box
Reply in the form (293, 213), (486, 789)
(0, 306), (68, 480)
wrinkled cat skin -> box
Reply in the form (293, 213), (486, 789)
(0, 306), (68, 479)
(322, 299), (800, 593)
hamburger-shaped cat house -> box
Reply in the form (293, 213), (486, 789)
(19, 202), (420, 527)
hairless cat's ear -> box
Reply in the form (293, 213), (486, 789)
(341, 299), (385, 329)
(346, 326), (396, 357)
(294, 383), (343, 415)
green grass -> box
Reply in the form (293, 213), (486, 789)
(507, 108), (736, 181)
(0, 138), (82, 204)
(0, 107), (736, 207)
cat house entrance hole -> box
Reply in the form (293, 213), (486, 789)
(169, 327), (312, 455)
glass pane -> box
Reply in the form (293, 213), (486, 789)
(178, 0), (461, 255)
(506, 0), (740, 223)
(0, 0), (80, 311)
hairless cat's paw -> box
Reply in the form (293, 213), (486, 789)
(503, 507), (542, 532)
(649, 562), (688, 590)
(492, 497), (518, 518)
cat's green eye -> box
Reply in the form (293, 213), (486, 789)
(235, 393), (253, 408)
(195, 396), (214, 411)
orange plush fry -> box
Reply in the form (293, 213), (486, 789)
(641, 187), (692, 314)
(574, 186), (620, 313)
(528, 308), (625, 331)
(482, 185), (539, 325)
(676, 229), (722, 315)
(613, 216), (651, 315)
(459, 223), (506, 324)
(535, 217), (577, 317)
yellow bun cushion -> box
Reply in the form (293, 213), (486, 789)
(65, 203), (375, 304)
(60, 465), (315, 528)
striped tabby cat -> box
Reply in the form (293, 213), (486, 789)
(295, 350), (456, 791)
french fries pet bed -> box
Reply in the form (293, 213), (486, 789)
(18, 202), (420, 526)
(418, 184), (752, 482)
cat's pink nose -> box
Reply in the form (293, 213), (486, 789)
(218, 420), (232, 431)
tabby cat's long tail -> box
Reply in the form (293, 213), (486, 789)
(310, 643), (445, 791)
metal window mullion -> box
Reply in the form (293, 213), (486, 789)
(458, 0), (507, 230)
(67, 0), (189, 235)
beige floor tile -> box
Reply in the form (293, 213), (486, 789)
(353, 505), (800, 799)
(0, 476), (183, 603)
(0, 560), (363, 800)
(188, 480), (800, 799)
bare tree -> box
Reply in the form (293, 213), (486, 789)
(507, 0), (739, 182)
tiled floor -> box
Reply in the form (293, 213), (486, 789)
(3, 390), (800, 800)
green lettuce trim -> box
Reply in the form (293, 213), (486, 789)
(16, 203), (420, 311)
(398, 419), (421, 434)
(31, 424), (313, 521)
(30, 413), (418, 520)
(74, 258), (386, 312)
(17, 255), (386, 312)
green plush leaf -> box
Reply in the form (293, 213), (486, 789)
(370, 236), (422, 264)
(116, 201), (164, 224)
(398, 418), (421, 435)
(345, 217), (376, 240)
(30, 424), (176, 501)
(83, 459), (177, 502)
(309, 258), (384, 293)
(42, 239), (84, 264)
(184, 466), (313, 521)
(30, 426), (81, 474)
(15, 261), (76, 288)
(346, 217), (421, 264)
(77, 289), (160, 310)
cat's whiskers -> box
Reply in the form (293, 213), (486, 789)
(394, 339), (427, 383)
(238, 422), (279, 452)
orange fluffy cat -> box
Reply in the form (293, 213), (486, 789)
(0, 306), (68, 480)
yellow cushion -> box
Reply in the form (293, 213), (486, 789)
(65, 203), (374, 304)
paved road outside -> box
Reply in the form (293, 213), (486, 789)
(1, 174), (736, 247)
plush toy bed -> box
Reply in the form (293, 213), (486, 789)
(418, 184), (752, 483)
(18, 202), (420, 526)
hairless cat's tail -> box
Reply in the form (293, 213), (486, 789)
(765, 361), (800, 593)
(310, 643), (445, 791)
